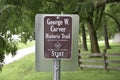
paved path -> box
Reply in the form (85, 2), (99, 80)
(4, 46), (35, 64)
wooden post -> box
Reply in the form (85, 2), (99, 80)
(78, 49), (83, 70)
(103, 49), (109, 71)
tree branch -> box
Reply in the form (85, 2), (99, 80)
(95, 0), (120, 7)
(105, 13), (120, 31)
(95, 5), (105, 31)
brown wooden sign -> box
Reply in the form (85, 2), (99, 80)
(44, 16), (72, 59)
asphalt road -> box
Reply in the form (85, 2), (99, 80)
(4, 46), (35, 64)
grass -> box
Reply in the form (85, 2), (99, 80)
(80, 41), (120, 70)
(0, 53), (120, 80)
(0, 41), (120, 80)
(17, 40), (35, 49)
(80, 41), (120, 54)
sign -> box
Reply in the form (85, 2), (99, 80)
(35, 14), (79, 72)
(44, 16), (72, 59)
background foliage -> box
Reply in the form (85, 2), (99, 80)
(0, 0), (120, 70)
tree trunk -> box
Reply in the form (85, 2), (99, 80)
(81, 24), (88, 51)
(87, 17), (100, 53)
(103, 17), (111, 49)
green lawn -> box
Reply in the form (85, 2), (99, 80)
(80, 42), (120, 70)
(0, 53), (120, 80)
(17, 40), (35, 49)
(0, 41), (120, 80)
(80, 41), (120, 54)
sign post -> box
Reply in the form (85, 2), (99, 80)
(44, 16), (72, 80)
(35, 14), (79, 79)
(53, 56), (60, 80)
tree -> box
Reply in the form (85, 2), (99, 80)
(81, 24), (88, 51)
(0, 2), (18, 66)
(102, 16), (111, 49)
(79, 1), (105, 53)
(105, 3), (120, 33)
(79, 0), (119, 53)
(0, 0), (36, 70)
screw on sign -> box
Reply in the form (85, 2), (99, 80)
(44, 16), (72, 59)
